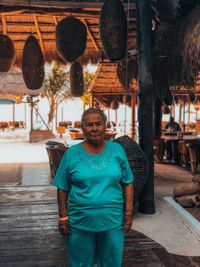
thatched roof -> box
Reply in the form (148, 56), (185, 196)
(0, 71), (45, 96)
(91, 59), (137, 94)
(153, 3), (200, 100)
(0, 0), (136, 67)
(90, 59), (137, 109)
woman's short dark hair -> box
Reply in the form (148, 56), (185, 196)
(81, 108), (107, 126)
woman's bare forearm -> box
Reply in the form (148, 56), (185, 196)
(123, 183), (134, 214)
(57, 189), (69, 217)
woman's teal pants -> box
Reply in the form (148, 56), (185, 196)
(67, 226), (124, 267)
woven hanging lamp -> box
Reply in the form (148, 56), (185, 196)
(123, 94), (132, 107)
(22, 35), (44, 90)
(117, 56), (137, 89)
(56, 16), (87, 63)
(162, 104), (170, 114)
(110, 98), (119, 110)
(99, 0), (127, 61)
(0, 34), (15, 72)
(70, 61), (84, 97)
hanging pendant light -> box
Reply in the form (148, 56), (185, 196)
(56, 16), (87, 63)
(22, 35), (44, 90)
(99, 0), (128, 61)
(70, 61), (84, 97)
(123, 94), (132, 107)
(110, 98), (119, 110)
(117, 55), (137, 89)
(0, 34), (15, 72)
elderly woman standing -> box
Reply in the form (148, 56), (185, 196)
(53, 108), (134, 267)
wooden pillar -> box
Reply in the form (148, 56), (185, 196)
(179, 103), (182, 129)
(61, 107), (64, 122)
(30, 97), (33, 131)
(90, 92), (94, 107)
(131, 93), (136, 139)
(137, 0), (155, 214)
(183, 99), (186, 132)
(154, 97), (162, 139)
(24, 102), (27, 129)
(188, 102), (190, 124)
(12, 103), (15, 122)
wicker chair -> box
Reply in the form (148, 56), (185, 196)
(45, 142), (68, 178)
(187, 142), (200, 175)
(178, 140), (190, 168)
(113, 135), (149, 203)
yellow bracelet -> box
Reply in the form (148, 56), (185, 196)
(59, 216), (69, 221)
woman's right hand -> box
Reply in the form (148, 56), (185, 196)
(59, 219), (70, 236)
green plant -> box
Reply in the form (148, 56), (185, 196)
(44, 62), (71, 124)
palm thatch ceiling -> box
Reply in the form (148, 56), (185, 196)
(1, 0), (200, 100)
(0, 0), (136, 66)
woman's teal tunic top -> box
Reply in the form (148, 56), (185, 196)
(53, 141), (134, 232)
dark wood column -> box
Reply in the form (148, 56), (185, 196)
(137, 0), (155, 214)
(154, 97), (162, 139)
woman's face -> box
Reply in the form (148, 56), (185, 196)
(82, 113), (106, 145)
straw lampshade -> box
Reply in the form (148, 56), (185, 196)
(22, 35), (44, 90)
(70, 61), (84, 97)
(99, 0), (127, 61)
(56, 16), (87, 63)
(0, 34), (15, 72)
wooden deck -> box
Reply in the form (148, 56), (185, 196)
(0, 199), (200, 266)
(0, 162), (200, 266)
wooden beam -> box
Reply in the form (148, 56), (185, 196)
(0, 1), (136, 9)
(81, 19), (99, 51)
(53, 16), (57, 26)
(1, 15), (7, 34)
(0, 8), (100, 18)
(93, 92), (133, 95)
(131, 92), (136, 140)
(33, 14), (44, 52)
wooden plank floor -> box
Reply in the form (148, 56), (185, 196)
(1, 200), (200, 267)
(0, 162), (200, 266)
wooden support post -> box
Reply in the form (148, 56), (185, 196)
(179, 103), (182, 129)
(33, 14), (44, 53)
(30, 97), (33, 131)
(1, 15), (7, 34)
(12, 103), (15, 123)
(131, 93), (136, 139)
(154, 97), (162, 139)
(90, 92), (94, 108)
(188, 102), (190, 124)
(61, 107), (64, 122)
(24, 102), (27, 129)
(137, 0), (155, 214)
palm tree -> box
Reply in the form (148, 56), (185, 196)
(44, 62), (72, 126)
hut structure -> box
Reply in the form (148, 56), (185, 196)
(1, 0), (200, 214)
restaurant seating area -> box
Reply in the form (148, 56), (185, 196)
(0, 121), (25, 131)
(154, 130), (200, 175)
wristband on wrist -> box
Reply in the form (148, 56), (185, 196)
(59, 216), (69, 221)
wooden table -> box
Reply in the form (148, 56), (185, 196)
(161, 135), (198, 141)
(160, 134), (199, 164)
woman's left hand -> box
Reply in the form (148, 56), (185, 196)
(124, 212), (133, 232)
